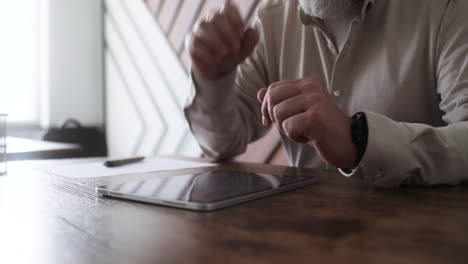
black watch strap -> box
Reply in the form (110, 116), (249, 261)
(351, 112), (368, 163)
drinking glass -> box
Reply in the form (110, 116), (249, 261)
(0, 114), (8, 176)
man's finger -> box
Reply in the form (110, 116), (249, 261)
(195, 22), (228, 59)
(272, 95), (308, 134)
(211, 13), (241, 52)
(282, 112), (316, 144)
(222, 3), (244, 37)
(188, 35), (218, 63)
(257, 88), (268, 103)
(238, 27), (259, 63)
(266, 83), (302, 124)
(268, 83), (302, 105)
(269, 79), (301, 88)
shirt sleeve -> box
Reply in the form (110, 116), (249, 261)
(184, 18), (271, 161)
(344, 0), (468, 187)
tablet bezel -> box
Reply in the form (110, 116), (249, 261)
(95, 171), (317, 211)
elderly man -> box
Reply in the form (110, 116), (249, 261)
(184, 0), (468, 187)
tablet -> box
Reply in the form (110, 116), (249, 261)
(95, 171), (316, 211)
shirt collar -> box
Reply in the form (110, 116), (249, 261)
(298, 0), (377, 26)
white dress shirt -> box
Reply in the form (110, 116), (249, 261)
(184, 0), (468, 187)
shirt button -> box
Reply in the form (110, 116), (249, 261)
(333, 90), (341, 97)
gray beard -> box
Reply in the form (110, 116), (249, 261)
(298, 0), (355, 19)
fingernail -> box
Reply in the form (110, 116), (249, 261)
(262, 116), (267, 126)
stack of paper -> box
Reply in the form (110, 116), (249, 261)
(38, 157), (217, 179)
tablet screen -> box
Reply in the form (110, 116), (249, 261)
(104, 171), (314, 203)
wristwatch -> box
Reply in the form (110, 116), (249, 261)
(351, 112), (368, 163)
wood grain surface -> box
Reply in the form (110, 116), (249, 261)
(1, 158), (467, 264)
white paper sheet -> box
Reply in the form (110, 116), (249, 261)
(38, 157), (217, 179)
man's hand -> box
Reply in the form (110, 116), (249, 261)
(186, 3), (259, 81)
(257, 78), (358, 169)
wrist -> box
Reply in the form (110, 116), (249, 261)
(192, 67), (237, 84)
(313, 115), (358, 169)
(190, 69), (237, 109)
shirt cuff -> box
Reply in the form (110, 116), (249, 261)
(338, 161), (365, 178)
(339, 167), (356, 177)
(357, 111), (414, 187)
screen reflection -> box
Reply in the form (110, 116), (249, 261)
(109, 171), (309, 203)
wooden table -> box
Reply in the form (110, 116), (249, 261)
(0, 158), (467, 264)
(6, 137), (82, 160)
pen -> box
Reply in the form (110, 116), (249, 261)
(104, 156), (145, 167)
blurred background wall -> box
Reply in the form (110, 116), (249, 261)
(0, 0), (287, 164)
(105, 0), (287, 164)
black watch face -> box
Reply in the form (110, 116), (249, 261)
(351, 112), (368, 158)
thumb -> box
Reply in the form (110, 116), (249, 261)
(238, 27), (259, 63)
(257, 87), (268, 103)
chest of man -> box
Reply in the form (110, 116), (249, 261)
(263, 0), (446, 127)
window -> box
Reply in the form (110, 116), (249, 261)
(0, 1), (40, 124)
